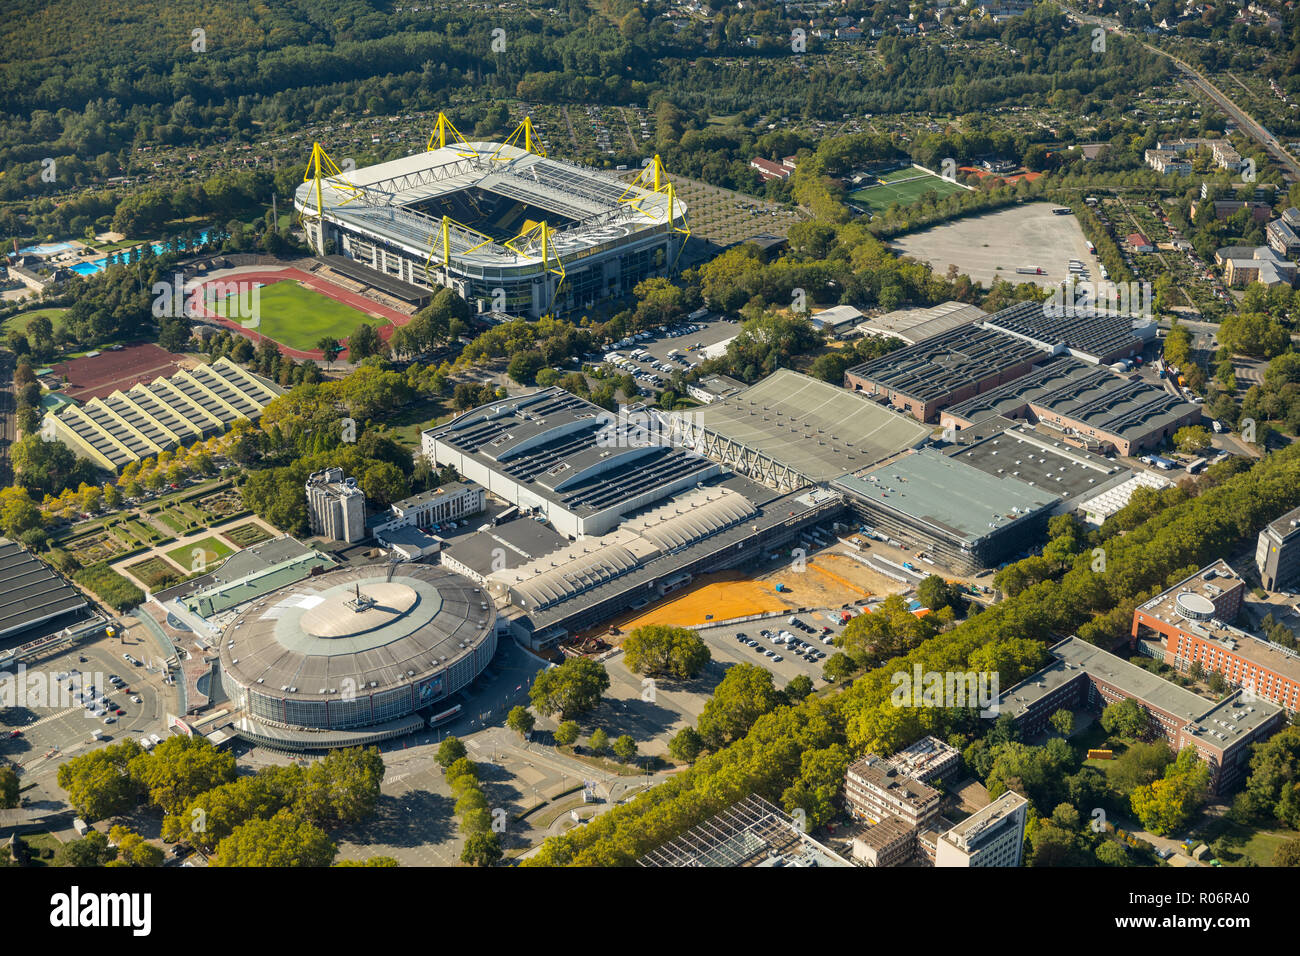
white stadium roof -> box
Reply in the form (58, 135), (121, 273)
(294, 141), (683, 269)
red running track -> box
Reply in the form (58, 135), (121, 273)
(190, 266), (415, 361)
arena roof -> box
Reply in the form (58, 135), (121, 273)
(509, 485), (835, 634)
(490, 485), (760, 612)
(50, 357), (283, 470)
(980, 299), (1148, 363)
(834, 448), (1059, 547)
(0, 541), (87, 639)
(219, 564), (493, 703)
(294, 141), (682, 269)
(685, 369), (930, 481)
(846, 326), (1043, 402)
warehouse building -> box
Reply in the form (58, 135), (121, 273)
(45, 357), (283, 472)
(941, 422), (1134, 514)
(0, 540), (88, 642)
(852, 300), (988, 345)
(833, 448), (1059, 571)
(845, 324), (1043, 423)
(980, 299), (1153, 366)
(672, 368), (930, 491)
(941, 357), (1200, 457)
(486, 480), (843, 646)
(425, 387), (723, 538)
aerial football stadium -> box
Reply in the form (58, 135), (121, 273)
(294, 114), (690, 318)
(218, 563), (497, 749)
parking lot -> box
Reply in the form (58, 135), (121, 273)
(0, 631), (174, 791)
(693, 610), (848, 683)
(601, 316), (740, 393)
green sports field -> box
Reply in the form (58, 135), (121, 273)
(210, 281), (387, 352)
(847, 169), (968, 212)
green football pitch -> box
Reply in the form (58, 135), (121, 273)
(847, 171), (967, 212)
(210, 281), (387, 351)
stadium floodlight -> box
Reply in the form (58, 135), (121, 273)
(421, 215), (495, 283)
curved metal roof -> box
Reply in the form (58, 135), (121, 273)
(631, 491), (757, 553)
(508, 545), (639, 611)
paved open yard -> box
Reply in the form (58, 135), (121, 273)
(890, 202), (1097, 290)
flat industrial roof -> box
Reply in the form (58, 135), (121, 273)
(980, 299), (1146, 362)
(834, 448), (1059, 546)
(0, 541), (87, 639)
(689, 369), (931, 481)
(430, 387), (718, 517)
(441, 516), (569, 580)
(854, 300), (988, 344)
(847, 325), (1043, 402)
(945, 425), (1130, 504)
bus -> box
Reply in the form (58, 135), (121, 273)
(428, 704), (462, 728)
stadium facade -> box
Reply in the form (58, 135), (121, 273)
(295, 116), (688, 319)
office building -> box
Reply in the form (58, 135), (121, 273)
(934, 791), (1029, 867)
(305, 467), (367, 543)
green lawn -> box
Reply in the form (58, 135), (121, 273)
(3, 307), (69, 335)
(211, 280), (387, 352)
(847, 170), (967, 212)
(1196, 817), (1295, 867)
(165, 536), (234, 573)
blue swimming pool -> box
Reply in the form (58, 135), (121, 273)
(70, 230), (213, 275)
(18, 241), (75, 256)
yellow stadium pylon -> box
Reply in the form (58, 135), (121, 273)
(427, 112), (478, 158)
(505, 220), (565, 312)
(490, 117), (546, 162)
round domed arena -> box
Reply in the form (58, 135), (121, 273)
(218, 564), (496, 736)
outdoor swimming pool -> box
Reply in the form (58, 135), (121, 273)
(17, 241), (76, 256)
(67, 230), (213, 275)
